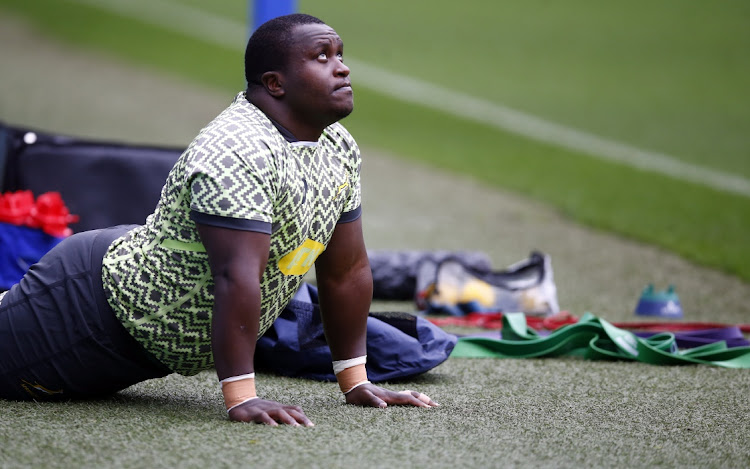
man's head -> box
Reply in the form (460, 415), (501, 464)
(244, 13), (325, 87)
(244, 13), (353, 140)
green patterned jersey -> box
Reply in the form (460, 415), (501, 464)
(102, 92), (362, 376)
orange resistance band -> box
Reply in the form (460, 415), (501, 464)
(336, 363), (368, 394)
(222, 377), (256, 410)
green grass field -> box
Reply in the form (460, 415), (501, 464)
(1, 0), (748, 281)
(1, 2), (750, 468)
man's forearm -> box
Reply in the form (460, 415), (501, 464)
(211, 279), (263, 380)
(317, 259), (373, 361)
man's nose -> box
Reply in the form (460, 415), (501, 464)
(335, 59), (350, 76)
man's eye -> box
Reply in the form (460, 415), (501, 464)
(337, 52), (344, 61)
(318, 52), (328, 60)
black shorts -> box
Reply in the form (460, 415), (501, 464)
(0, 225), (170, 400)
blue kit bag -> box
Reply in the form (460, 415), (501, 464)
(0, 223), (64, 291)
(255, 283), (457, 382)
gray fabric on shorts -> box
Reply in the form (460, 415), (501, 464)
(0, 225), (170, 401)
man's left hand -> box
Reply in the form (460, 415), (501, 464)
(344, 383), (439, 408)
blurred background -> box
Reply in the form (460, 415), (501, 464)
(1, 0), (748, 320)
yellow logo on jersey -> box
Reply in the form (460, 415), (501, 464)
(333, 182), (349, 200)
(278, 239), (325, 275)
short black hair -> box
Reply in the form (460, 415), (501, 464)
(244, 13), (326, 86)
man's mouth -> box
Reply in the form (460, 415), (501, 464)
(335, 83), (352, 92)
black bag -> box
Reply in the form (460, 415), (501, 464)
(0, 121), (182, 232)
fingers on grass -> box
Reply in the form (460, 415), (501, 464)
(276, 410), (301, 427)
(287, 408), (315, 427)
(354, 386), (387, 408)
(398, 390), (439, 407)
(258, 412), (279, 426)
(373, 394), (388, 409)
(365, 390), (388, 408)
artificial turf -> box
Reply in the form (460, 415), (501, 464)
(3, 360), (749, 468)
(0, 6), (749, 469)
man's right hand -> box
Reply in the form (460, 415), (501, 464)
(227, 398), (315, 427)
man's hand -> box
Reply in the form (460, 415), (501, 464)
(344, 383), (439, 409)
(228, 398), (315, 427)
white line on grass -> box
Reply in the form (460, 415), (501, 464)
(71, 0), (750, 198)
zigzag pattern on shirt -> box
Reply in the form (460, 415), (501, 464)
(102, 92), (362, 376)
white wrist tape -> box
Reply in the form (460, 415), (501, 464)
(220, 373), (255, 387)
(332, 356), (367, 375)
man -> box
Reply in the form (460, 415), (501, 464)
(0, 14), (436, 426)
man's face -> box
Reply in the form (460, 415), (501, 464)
(281, 23), (353, 127)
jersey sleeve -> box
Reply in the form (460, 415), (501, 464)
(327, 123), (362, 223)
(185, 124), (277, 230)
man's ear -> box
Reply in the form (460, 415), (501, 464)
(260, 71), (285, 98)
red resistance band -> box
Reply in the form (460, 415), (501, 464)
(428, 311), (750, 333)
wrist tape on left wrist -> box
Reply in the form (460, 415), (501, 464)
(333, 356), (369, 394)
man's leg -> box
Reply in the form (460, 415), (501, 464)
(0, 226), (169, 400)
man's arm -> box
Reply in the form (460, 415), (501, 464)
(315, 218), (438, 409)
(197, 223), (313, 426)
(314, 217), (371, 362)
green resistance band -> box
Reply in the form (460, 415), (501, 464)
(450, 312), (750, 368)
